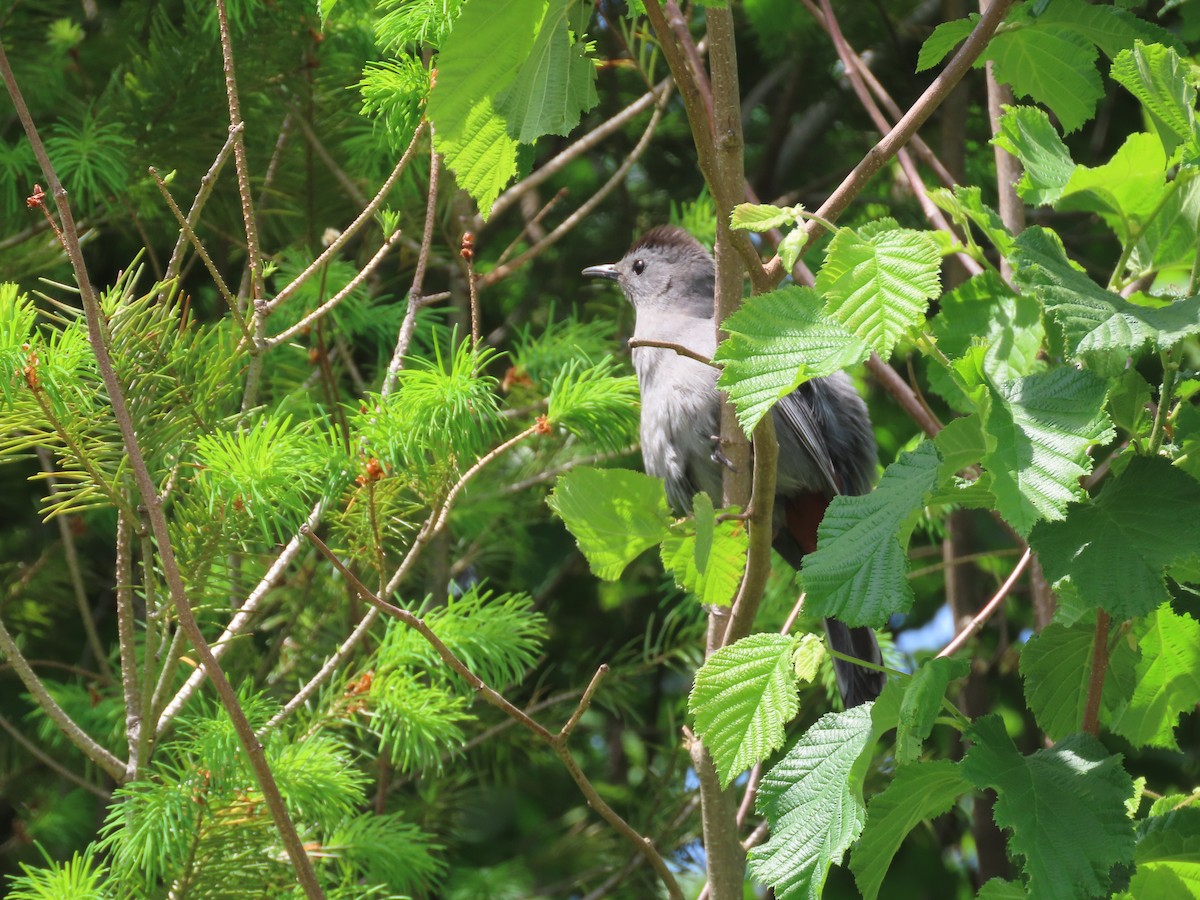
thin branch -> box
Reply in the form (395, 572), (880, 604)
(266, 425), (543, 731)
(164, 125), (240, 282)
(0, 712), (109, 798)
(383, 138), (441, 396)
(502, 444), (639, 494)
(267, 121), (427, 314)
(265, 230), (402, 347)
(0, 37), (324, 898)
(114, 510), (143, 782)
(868, 353), (942, 438)
(0, 612), (125, 781)
(558, 664), (610, 741)
(937, 547), (1032, 658)
(478, 93), (670, 289)
(763, 0), (1017, 282)
(304, 531), (683, 900)
(150, 166), (249, 337)
(1081, 610), (1110, 736)
(286, 98), (368, 207)
(628, 338), (715, 368)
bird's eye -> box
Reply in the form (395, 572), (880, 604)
(632, 258), (646, 275)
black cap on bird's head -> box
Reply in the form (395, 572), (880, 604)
(582, 226), (715, 317)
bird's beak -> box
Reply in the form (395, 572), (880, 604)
(582, 263), (619, 281)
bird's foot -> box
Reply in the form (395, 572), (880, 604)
(710, 435), (736, 472)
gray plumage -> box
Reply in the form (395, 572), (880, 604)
(584, 225), (884, 706)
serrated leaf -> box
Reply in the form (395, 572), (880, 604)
(547, 467), (671, 580)
(1033, 1), (1182, 60)
(436, 98), (520, 216)
(1107, 604), (1200, 750)
(962, 716), (1136, 900)
(982, 367), (1113, 537)
(1059, 132), (1168, 245)
(993, 106), (1076, 205)
(850, 760), (971, 900)
(714, 286), (871, 434)
(689, 633), (800, 787)
(748, 706), (875, 900)
(731, 202), (800, 232)
(987, 26), (1102, 133)
(1020, 622), (1094, 740)
(660, 495), (747, 607)
(494, 0), (598, 143)
(916, 16), (976, 72)
(1127, 808), (1200, 897)
(1012, 228), (1200, 371)
(803, 442), (940, 627)
(896, 657), (970, 765)
(816, 225), (942, 360)
(1111, 41), (1199, 159)
(1030, 456), (1200, 620)
(978, 880), (1030, 900)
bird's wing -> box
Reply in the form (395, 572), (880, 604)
(773, 387), (840, 497)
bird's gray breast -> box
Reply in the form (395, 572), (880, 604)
(631, 321), (721, 513)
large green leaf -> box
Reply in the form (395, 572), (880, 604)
(993, 106), (1076, 206)
(987, 25), (1102, 134)
(815, 222), (942, 360)
(714, 286), (871, 434)
(850, 760), (971, 900)
(748, 706), (875, 900)
(1111, 42), (1199, 160)
(1030, 456), (1200, 620)
(546, 467), (671, 580)
(689, 633), (801, 787)
(1127, 808), (1200, 898)
(962, 716), (1136, 900)
(1011, 228), (1200, 371)
(982, 367), (1113, 537)
(494, 0), (598, 143)
(803, 442), (940, 628)
(1107, 604), (1200, 750)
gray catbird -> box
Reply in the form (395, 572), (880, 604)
(584, 225), (885, 707)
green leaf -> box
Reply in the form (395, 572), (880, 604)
(748, 706), (875, 900)
(1020, 622), (1104, 740)
(962, 716), (1136, 900)
(1032, 1), (1183, 60)
(916, 16), (976, 72)
(547, 467), (672, 580)
(779, 227), (807, 274)
(816, 223), (942, 360)
(1031, 456), (1200, 620)
(730, 202), (801, 232)
(986, 26), (1102, 133)
(981, 367), (1113, 537)
(689, 633), (801, 787)
(660, 493), (748, 607)
(977, 880), (1030, 900)
(895, 657), (969, 765)
(1127, 808), (1200, 898)
(494, 0), (599, 143)
(927, 185), (1014, 254)
(1058, 132), (1168, 244)
(546, 357), (640, 452)
(714, 286), (871, 434)
(428, 0), (542, 212)
(803, 442), (940, 628)
(993, 106), (1076, 205)
(850, 760), (971, 900)
(793, 632), (826, 682)
(1011, 228), (1200, 371)
(1107, 604), (1200, 750)
(1110, 41), (1199, 158)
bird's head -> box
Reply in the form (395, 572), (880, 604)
(583, 225), (715, 318)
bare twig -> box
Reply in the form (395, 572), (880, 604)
(763, 0), (1017, 283)
(267, 121), (428, 314)
(114, 511), (143, 782)
(628, 338), (715, 368)
(305, 531), (683, 900)
(868, 353), (943, 438)
(0, 712), (109, 798)
(266, 230), (402, 347)
(503, 444), (639, 494)
(0, 612), (125, 781)
(1081, 610), (1110, 736)
(559, 664), (610, 741)
(164, 125), (240, 282)
(937, 547), (1032, 658)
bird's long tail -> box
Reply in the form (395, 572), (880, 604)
(823, 619), (885, 708)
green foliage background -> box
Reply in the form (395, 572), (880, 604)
(0, 0), (1198, 898)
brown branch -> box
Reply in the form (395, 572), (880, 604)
(628, 338), (714, 368)
(722, 414), (778, 647)
(1081, 610), (1110, 736)
(164, 124), (240, 282)
(867, 353), (943, 438)
(304, 530), (683, 899)
(763, 0), (1017, 283)
(937, 547), (1031, 658)
(559, 664), (610, 741)
(114, 510), (143, 782)
(0, 712), (109, 798)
